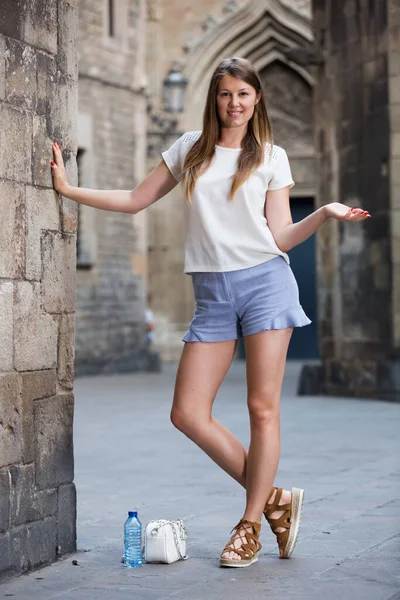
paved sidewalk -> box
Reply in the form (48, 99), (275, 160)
(1, 361), (400, 600)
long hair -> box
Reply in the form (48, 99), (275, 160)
(182, 57), (273, 202)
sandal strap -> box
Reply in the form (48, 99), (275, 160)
(263, 487), (292, 549)
(222, 519), (262, 560)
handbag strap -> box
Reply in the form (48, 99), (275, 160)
(149, 519), (188, 560)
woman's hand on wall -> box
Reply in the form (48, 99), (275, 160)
(50, 142), (69, 195)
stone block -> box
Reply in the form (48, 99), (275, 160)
(0, 374), (22, 468)
(10, 517), (57, 573)
(21, 370), (57, 462)
(14, 282), (58, 371)
(26, 186), (60, 280)
(47, 79), (78, 153)
(393, 132), (400, 157)
(5, 38), (37, 110)
(10, 464), (57, 525)
(32, 114), (54, 188)
(36, 51), (56, 115)
(41, 232), (76, 313)
(57, 0), (78, 81)
(0, 35), (5, 100)
(34, 394), (74, 490)
(0, 0), (57, 53)
(0, 468), (10, 533)
(56, 483), (76, 555)
(0, 181), (26, 279)
(0, 282), (13, 372)
(58, 314), (75, 390)
(0, 105), (32, 184)
(0, 533), (10, 577)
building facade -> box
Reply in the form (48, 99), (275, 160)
(299, 0), (400, 400)
(75, 0), (149, 375)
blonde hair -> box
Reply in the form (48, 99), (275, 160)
(182, 57), (273, 202)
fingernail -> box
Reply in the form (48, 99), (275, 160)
(51, 161), (55, 166)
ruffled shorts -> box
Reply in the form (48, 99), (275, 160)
(182, 256), (311, 342)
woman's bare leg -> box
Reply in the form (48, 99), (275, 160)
(242, 328), (293, 524)
(172, 336), (293, 561)
(171, 340), (249, 485)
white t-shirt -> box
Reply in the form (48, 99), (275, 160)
(162, 131), (294, 274)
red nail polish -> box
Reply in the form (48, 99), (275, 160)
(51, 161), (55, 166)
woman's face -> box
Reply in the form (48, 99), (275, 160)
(216, 74), (260, 129)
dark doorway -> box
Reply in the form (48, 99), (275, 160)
(287, 197), (319, 359)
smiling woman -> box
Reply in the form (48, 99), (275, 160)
(50, 55), (370, 572)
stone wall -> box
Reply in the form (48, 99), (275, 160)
(300, 0), (399, 399)
(0, 0), (78, 579)
(74, 0), (149, 375)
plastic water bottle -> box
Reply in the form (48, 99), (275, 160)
(124, 511), (142, 567)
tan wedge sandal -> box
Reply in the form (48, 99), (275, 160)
(263, 487), (304, 559)
(219, 519), (262, 568)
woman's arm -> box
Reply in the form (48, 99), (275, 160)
(50, 142), (178, 214)
(265, 186), (371, 253)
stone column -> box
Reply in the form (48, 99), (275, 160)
(0, 0), (78, 578)
(299, 0), (399, 400)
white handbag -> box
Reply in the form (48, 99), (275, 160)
(144, 519), (188, 564)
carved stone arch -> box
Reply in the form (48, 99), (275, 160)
(180, 0), (314, 130)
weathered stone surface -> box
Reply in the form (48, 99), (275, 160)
(26, 186), (60, 280)
(14, 282), (58, 371)
(36, 51), (56, 116)
(5, 38), (37, 110)
(58, 314), (75, 390)
(47, 79), (78, 153)
(0, 469), (10, 533)
(0, 0), (57, 54)
(0, 104), (32, 183)
(0, 533), (10, 577)
(21, 370), (57, 463)
(10, 464), (57, 526)
(0, 35), (5, 100)
(0, 374), (22, 468)
(58, 0), (78, 81)
(56, 483), (76, 555)
(0, 283), (13, 372)
(32, 114), (55, 188)
(34, 394), (74, 490)
(10, 518), (57, 573)
(41, 232), (76, 313)
(0, 181), (26, 279)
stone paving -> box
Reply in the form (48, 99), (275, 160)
(1, 361), (400, 600)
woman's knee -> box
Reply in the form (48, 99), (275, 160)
(170, 403), (210, 435)
(170, 405), (187, 431)
(247, 390), (280, 425)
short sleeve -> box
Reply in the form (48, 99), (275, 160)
(268, 147), (295, 191)
(161, 131), (201, 182)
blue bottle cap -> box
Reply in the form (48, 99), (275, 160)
(128, 511), (137, 517)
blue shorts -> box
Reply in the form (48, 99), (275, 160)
(182, 257), (311, 342)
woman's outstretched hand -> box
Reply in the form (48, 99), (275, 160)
(324, 202), (371, 221)
(50, 142), (69, 195)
